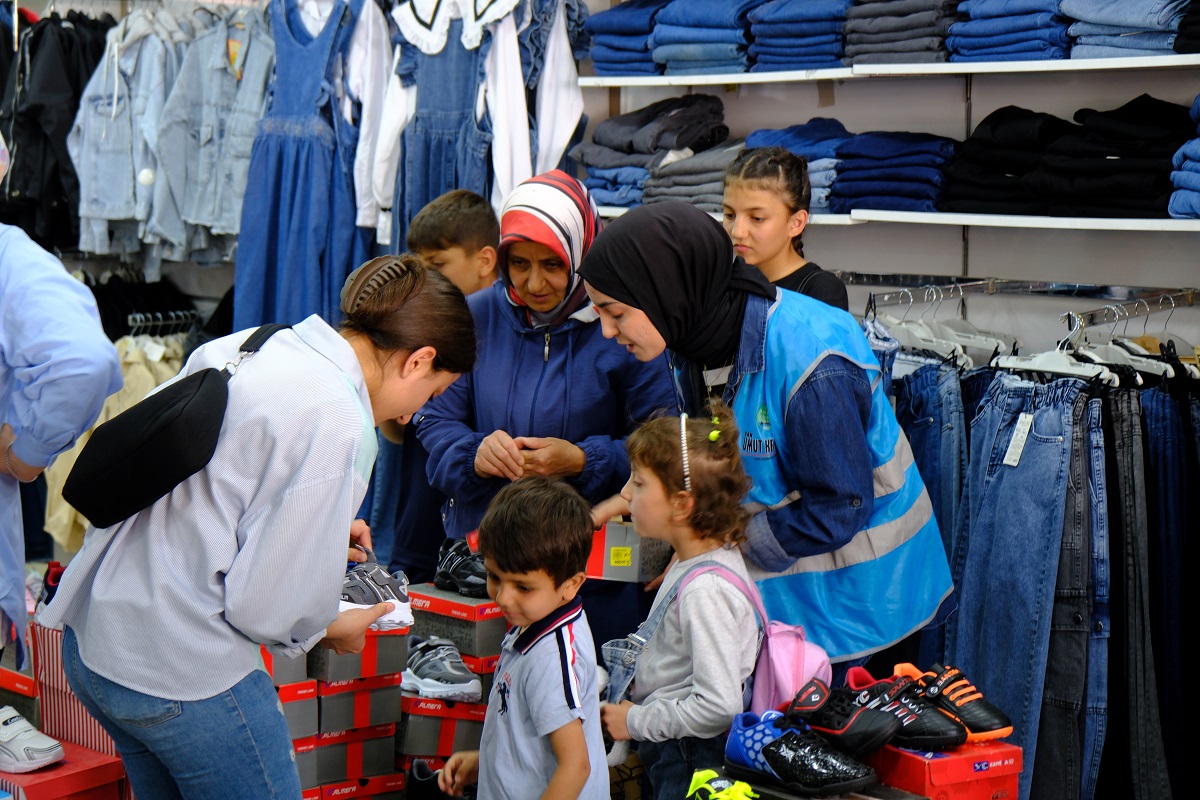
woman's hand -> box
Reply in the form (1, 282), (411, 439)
(321, 603), (393, 654)
(474, 430), (524, 480)
(513, 437), (585, 479)
(590, 494), (630, 529)
(1, 423), (42, 483)
(439, 750), (480, 796)
(348, 519), (372, 562)
(601, 700), (635, 741)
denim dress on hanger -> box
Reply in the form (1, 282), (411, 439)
(234, 0), (371, 329)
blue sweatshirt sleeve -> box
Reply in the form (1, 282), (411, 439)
(742, 356), (875, 571)
(2, 228), (122, 467)
(414, 370), (498, 504)
(569, 352), (676, 501)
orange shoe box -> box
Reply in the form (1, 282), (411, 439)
(863, 741), (1022, 800)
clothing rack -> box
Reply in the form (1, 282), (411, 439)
(125, 309), (201, 335)
(838, 272), (1197, 326)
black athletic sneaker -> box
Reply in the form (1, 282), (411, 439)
(894, 663), (1013, 742)
(845, 667), (967, 751)
(781, 678), (901, 758)
(434, 538), (488, 598)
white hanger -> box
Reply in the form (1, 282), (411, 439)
(879, 289), (973, 370)
(992, 312), (1119, 386)
(1081, 306), (1172, 380)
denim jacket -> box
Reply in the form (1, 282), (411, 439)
(155, 9), (274, 241)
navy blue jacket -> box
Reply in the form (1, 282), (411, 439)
(417, 281), (675, 538)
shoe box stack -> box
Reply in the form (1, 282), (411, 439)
(397, 581), (499, 766)
(260, 629), (409, 799)
(25, 622), (136, 800)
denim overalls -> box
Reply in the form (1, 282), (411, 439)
(234, 0), (371, 329)
(388, 18), (492, 252)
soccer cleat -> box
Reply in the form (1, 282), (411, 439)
(725, 711), (877, 797)
(339, 547), (414, 630)
(434, 538), (488, 598)
(401, 635), (482, 702)
(845, 666), (967, 751)
(781, 678), (901, 758)
(893, 663), (1014, 742)
(687, 769), (760, 800)
(0, 706), (65, 773)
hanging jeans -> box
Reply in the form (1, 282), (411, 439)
(947, 374), (1082, 800)
(1082, 397), (1110, 800)
(1140, 385), (1184, 797)
(1031, 393), (1091, 800)
(234, 0), (368, 329)
(1094, 390), (1172, 800)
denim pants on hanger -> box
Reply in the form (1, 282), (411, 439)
(62, 627), (300, 799)
(1030, 393), (1091, 800)
(1082, 397), (1110, 800)
(947, 374), (1082, 800)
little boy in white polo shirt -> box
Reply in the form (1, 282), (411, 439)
(439, 477), (608, 800)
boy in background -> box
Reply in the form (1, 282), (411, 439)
(373, 190), (498, 582)
(439, 478), (607, 800)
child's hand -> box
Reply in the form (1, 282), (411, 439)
(601, 700), (635, 741)
(439, 750), (480, 796)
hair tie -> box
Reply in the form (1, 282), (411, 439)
(708, 430), (720, 442)
(340, 255), (411, 314)
(679, 413), (692, 493)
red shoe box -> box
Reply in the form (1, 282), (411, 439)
(317, 674), (404, 732)
(863, 741), (1022, 800)
(261, 645), (309, 685)
(0, 741), (124, 800)
(318, 772), (406, 799)
(458, 652), (499, 700)
(395, 696), (486, 757)
(408, 585), (506, 658)
(308, 629), (410, 683)
(294, 724), (397, 786)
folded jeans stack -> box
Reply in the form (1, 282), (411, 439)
(1022, 93), (1195, 217)
(1167, 94), (1200, 218)
(643, 138), (747, 212)
(650, 0), (767, 75)
(845, 0), (965, 65)
(1063, 0), (1188, 58)
(947, 0), (1076, 61)
(941, 105), (1080, 214)
(571, 94), (729, 207)
(746, 117), (855, 210)
(748, 0), (854, 71)
(830, 131), (960, 213)
(585, 0), (673, 76)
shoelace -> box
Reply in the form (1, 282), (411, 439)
(927, 667), (984, 708)
(415, 643), (468, 670)
(884, 676), (930, 712)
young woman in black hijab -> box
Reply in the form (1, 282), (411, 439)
(580, 203), (952, 674)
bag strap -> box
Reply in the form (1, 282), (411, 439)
(621, 559), (725, 647)
(677, 563), (769, 629)
(239, 323), (291, 353)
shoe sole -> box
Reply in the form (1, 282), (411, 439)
(401, 670), (483, 703)
(434, 574), (489, 598)
(0, 745), (65, 773)
(725, 760), (877, 798)
(929, 706), (1013, 742)
(810, 719), (900, 759)
(339, 600), (414, 630)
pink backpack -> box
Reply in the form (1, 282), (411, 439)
(681, 564), (832, 715)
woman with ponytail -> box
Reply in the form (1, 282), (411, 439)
(40, 254), (476, 798)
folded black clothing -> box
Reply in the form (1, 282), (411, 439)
(1074, 94), (1196, 144)
(848, 50), (949, 62)
(593, 94), (725, 154)
(944, 182), (1040, 202)
(845, 9), (960, 35)
(1046, 133), (1184, 159)
(945, 158), (1033, 188)
(1047, 199), (1170, 218)
(847, 0), (959, 19)
(845, 36), (946, 55)
(846, 21), (953, 44)
(960, 141), (1046, 173)
(1040, 152), (1175, 176)
(1174, 32), (1200, 52)
(1022, 169), (1174, 199)
(941, 198), (1049, 214)
(970, 106), (1078, 150)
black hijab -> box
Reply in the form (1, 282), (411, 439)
(578, 202), (775, 367)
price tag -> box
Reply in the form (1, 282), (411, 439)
(609, 547), (632, 568)
(1002, 413), (1033, 467)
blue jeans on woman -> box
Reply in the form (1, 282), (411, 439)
(62, 627), (300, 799)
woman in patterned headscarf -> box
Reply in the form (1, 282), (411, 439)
(417, 171), (675, 648)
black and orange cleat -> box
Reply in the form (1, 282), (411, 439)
(894, 663), (1013, 742)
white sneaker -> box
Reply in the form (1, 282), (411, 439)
(0, 706), (65, 773)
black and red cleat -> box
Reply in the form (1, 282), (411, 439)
(845, 666), (967, 751)
(780, 678), (901, 759)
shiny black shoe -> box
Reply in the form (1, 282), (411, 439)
(782, 678), (901, 758)
(434, 538), (489, 598)
(756, 726), (877, 797)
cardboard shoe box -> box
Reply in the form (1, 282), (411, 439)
(261, 645), (309, 686)
(395, 696), (486, 758)
(279, 680), (319, 740)
(0, 741), (125, 800)
(308, 629), (409, 683)
(293, 723), (397, 786)
(317, 772), (406, 799)
(409, 584), (507, 658)
(586, 521), (673, 583)
(863, 741), (1022, 800)
(317, 674), (404, 732)
(459, 652), (499, 700)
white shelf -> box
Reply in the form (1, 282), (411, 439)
(579, 68), (853, 88)
(596, 206), (859, 225)
(579, 54), (1200, 87)
(848, 210), (1200, 232)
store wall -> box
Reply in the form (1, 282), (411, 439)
(580, 0), (1200, 351)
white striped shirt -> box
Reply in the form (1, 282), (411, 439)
(39, 315), (377, 700)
